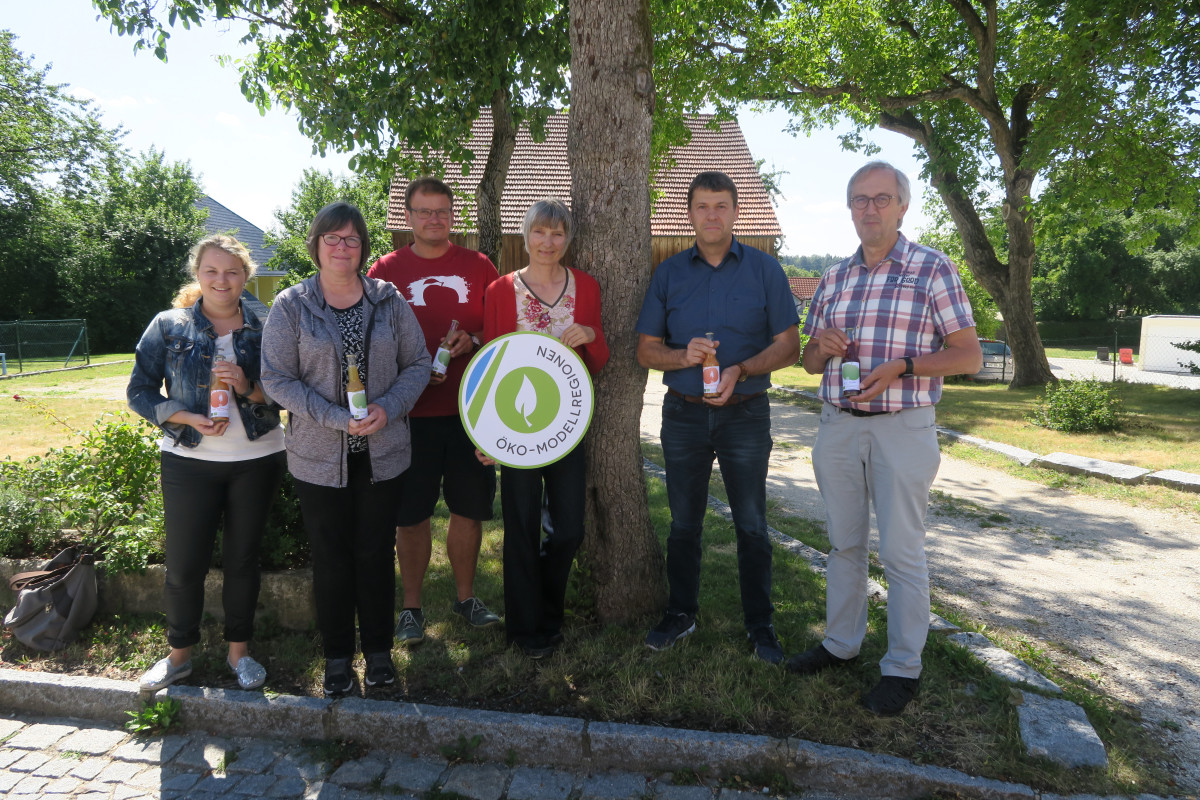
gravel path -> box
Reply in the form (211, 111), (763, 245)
(640, 370), (1200, 791)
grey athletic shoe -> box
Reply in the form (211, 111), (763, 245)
(453, 597), (501, 628)
(395, 608), (426, 646)
(645, 612), (696, 651)
(140, 656), (192, 691)
(228, 655), (267, 689)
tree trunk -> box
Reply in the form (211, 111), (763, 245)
(476, 89), (516, 270)
(569, 0), (665, 622)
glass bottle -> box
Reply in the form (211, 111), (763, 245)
(702, 331), (721, 398)
(208, 355), (231, 420)
(841, 327), (861, 398)
(346, 353), (369, 420)
(431, 319), (460, 377)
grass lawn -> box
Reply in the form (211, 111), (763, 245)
(2, 475), (1175, 796)
(771, 364), (1200, 474)
(0, 356), (135, 461)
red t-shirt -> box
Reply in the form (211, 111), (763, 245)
(367, 243), (498, 416)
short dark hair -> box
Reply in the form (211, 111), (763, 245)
(306, 201), (371, 272)
(687, 171), (738, 207)
(405, 177), (454, 209)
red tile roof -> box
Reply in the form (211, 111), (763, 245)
(789, 277), (820, 299)
(388, 110), (781, 239)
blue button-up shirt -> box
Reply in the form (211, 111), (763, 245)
(637, 237), (800, 396)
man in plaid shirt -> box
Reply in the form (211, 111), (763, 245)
(789, 161), (982, 716)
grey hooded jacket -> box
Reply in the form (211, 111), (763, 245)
(261, 273), (430, 487)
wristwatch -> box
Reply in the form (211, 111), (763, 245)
(901, 357), (915, 377)
(469, 333), (482, 350)
(734, 362), (750, 382)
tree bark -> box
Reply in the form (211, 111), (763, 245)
(568, 0), (665, 622)
(475, 88), (516, 270)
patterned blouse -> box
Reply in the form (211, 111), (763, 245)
(514, 268), (576, 337)
(331, 298), (368, 454)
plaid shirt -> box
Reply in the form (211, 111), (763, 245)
(802, 233), (975, 411)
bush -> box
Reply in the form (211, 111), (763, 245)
(1, 408), (310, 573)
(1026, 378), (1125, 433)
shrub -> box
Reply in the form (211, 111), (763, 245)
(0, 411), (166, 572)
(1026, 378), (1124, 433)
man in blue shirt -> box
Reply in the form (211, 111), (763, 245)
(636, 170), (801, 663)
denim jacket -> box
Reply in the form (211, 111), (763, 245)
(127, 300), (281, 448)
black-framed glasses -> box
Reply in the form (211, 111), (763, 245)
(321, 234), (362, 248)
(408, 207), (452, 220)
(850, 194), (896, 210)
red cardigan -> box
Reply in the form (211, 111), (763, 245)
(483, 268), (610, 375)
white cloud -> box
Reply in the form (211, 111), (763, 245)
(105, 94), (138, 109)
(215, 111), (241, 127)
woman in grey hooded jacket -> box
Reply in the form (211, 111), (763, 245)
(262, 202), (429, 697)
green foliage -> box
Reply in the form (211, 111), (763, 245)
(0, 30), (121, 204)
(269, 170), (392, 289)
(0, 410), (165, 572)
(56, 148), (206, 352)
(1176, 340), (1200, 376)
(919, 209), (1002, 339)
(124, 697), (182, 735)
(778, 253), (841, 276)
(438, 733), (483, 764)
(1026, 379), (1125, 433)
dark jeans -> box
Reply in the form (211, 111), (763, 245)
(660, 393), (774, 630)
(500, 444), (586, 646)
(160, 450), (286, 649)
(293, 451), (402, 658)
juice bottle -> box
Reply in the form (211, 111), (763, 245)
(347, 353), (368, 420)
(841, 327), (861, 398)
(702, 331), (721, 398)
(209, 355), (231, 420)
(431, 319), (459, 377)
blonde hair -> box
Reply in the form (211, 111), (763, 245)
(172, 234), (258, 308)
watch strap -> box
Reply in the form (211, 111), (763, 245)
(734, 362), (750, 382)
(902, 356), (914, 377)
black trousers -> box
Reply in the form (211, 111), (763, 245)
(160, 450), (286, 649)
(500, 444), (586, 646)
(293, 451), (401, 659)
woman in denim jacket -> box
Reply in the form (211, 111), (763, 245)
(127, 234), (286, 692)
(261, 202), (429, 697)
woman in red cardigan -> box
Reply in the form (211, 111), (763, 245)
(480, 198), (609, 658)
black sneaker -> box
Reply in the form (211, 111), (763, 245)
(786, 643), (857, 675)
(323, 657), (354, 698)
(748, 625), (785, 665)
(364, 652), (396, 687)
(644, 612), (696, 651)
(516, 637), (557, 660)
(861, 675), (920, 716)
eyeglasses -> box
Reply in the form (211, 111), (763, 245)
(850, 194), (897, 210)
(408, 207), (452, 220)
(320, 234), (362, 248)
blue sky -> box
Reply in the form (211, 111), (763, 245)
(6, 0), (933, 257)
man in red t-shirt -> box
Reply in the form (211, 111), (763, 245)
(367, 177), (500, 645)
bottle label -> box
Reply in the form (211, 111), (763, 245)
(432, 346), (452, 376)
(841, 360), (861, 395)
(702, 365), (720, 395)
(209, 387), (230, 420)
(347, 389), (369, 420)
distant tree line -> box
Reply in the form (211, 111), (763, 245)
(778, 253), (842, 277)
(0, 30), (205, 353)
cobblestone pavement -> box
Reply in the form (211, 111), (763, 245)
(0, 711), (854, 800)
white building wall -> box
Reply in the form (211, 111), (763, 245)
(1138, 315), (1200, 373)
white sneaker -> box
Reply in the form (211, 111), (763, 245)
(140, 656), (192, 691)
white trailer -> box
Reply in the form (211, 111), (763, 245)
(1138, 315), (1200, 374)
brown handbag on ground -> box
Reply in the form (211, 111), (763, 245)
(3, 546), (98, 651)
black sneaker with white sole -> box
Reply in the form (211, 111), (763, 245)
(364, 652), (396, 687)
(323, 657), (354, 698)
(644, 611), (696, 651)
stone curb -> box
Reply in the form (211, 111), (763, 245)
(0, 669), (1109, 800)
(768, 384), (1200, 492)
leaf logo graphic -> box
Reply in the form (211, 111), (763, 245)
(515, 375), (538, 428)
(496, 367), (559, 433)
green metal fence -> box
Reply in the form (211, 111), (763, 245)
(0, 320), (90, 375)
